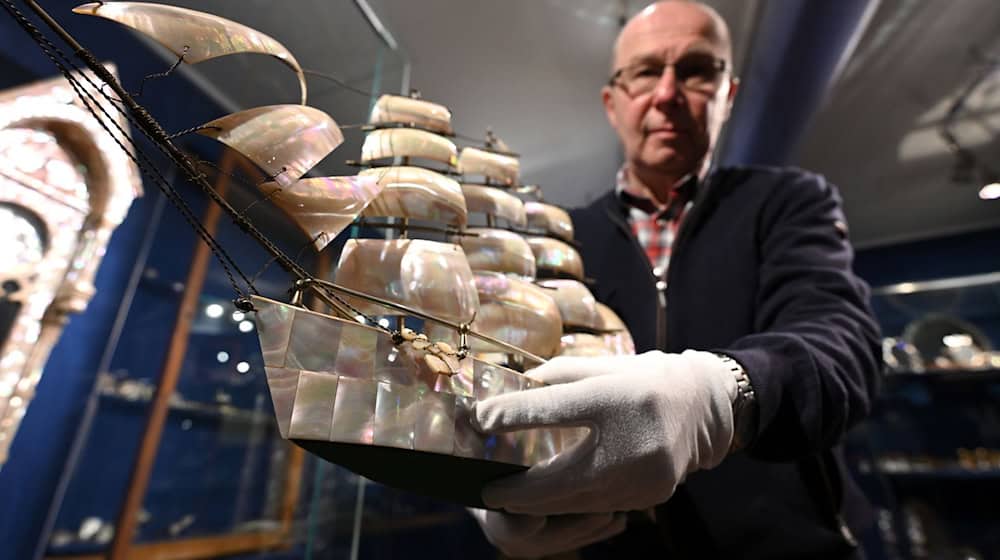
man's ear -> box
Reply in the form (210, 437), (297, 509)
(601, 85), (619, 129)
(724, 76), (740, 118)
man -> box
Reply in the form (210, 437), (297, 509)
(471, 1), (881, 558)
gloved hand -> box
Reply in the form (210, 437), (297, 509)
(468, 507), (626, 558)
(474, 350), (737, 515)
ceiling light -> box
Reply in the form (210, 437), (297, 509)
(979, 182), (1000, 200)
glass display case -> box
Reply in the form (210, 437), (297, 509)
(848, 272), (1000, 559)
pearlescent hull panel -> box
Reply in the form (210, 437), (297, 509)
(72, 2), (308, 104)
(252, 296), (582, 469)
(469, 272), (563, 358)
(461, 184), (527, 227)
(197, 105), (343, 188)
(526, 236), (585, 281)
(369, 95), (453, 135)
(360, 166), (467, 228)
(259, 175), (382, 251)
(457, 147), (519, 185)
(525, 202), (574, 241)
(456, 228), (536, 278)
(335, 239), (479, 324)
(536, 279), (603, 331)
(361, 128), (457, 167)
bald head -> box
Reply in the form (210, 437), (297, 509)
(612, 1), (732, 72)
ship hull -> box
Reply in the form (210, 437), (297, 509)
(252, 295), (582, 506)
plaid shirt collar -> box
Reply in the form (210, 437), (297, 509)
(614, 166), (698, 222)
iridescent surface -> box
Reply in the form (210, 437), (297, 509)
(263, 367), (298, 438)
(453, 395), (484, 459)
(361, 128), (457, 167)
(457, 147), (519, 185)
(373, 382), (419, 449)
(461, 184), (527, 227)
(526, 236), (585, 281)
(335, 322), (378, 379)
(603, 330), (636, 355)
(285, 304), (349, 372)
(412, 391), (457, 454)
(250, 296), (585, 466)
(369, 94), (453, 134)
(330, 377), (378, 444)
(198, 105), (343, 188)
(469, 272), (563, 358)
(536, 279), (603, 331)
(288, 370), (338, 440)
(595, 303), (636, 354)
(559, 331), (635, 357)
(525, 202), (574, 241)
(259, 174), (382, 251)
(335, 239), (479, 324)
(360, 166), (467, 227)
(72, 2), (308, 104)
(596, 302), (627, 331)
(456, 228), (536, 278)
(256, 297), (294, 366)
(558, 333), (615, 357)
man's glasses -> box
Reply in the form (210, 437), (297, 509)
(608, 53), (728, 97)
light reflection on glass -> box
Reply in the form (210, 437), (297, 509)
(205, 304), (224, 318)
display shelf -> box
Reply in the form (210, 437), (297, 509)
(97, 382), (273, 426)
(883, 368), (1000, 382)
(861, 462), (1000, 480)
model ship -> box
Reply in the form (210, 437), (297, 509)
(58, 1), (633, 506)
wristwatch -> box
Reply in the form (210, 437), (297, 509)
(715, 353), (757, 451)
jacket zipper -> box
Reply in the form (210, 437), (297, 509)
(604, 202), (668, 350)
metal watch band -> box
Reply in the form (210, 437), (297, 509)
(715, 353), (758, 451)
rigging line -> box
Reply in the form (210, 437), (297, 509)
(167, 125), (221, 139)
(302, 68), (373, 98)
(2, 0), (256, 295)
(240, 184), (284, 216)
(195, 158), (274, 193)
(249, 233), (323, 290)
(304, 69), (506, 148)
(135, 46), (187, 97)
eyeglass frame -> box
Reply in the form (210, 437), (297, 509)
(607, 54), (730, 97)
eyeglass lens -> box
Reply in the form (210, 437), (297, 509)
(619, 53), (724, 95)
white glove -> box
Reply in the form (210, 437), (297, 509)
(468, 508), (626, 558)
(474, 350), (737, 515)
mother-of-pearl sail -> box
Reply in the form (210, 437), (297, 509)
(73, 2), (308, 104)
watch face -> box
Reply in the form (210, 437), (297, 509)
(0, 204), (46, 272)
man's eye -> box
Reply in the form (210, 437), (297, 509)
(634, 66), (662, 78)
(676, 57), (718, 81)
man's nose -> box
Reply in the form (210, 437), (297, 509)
(651, 66), (683, 107)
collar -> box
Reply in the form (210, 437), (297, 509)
(614, 165), (698, 220)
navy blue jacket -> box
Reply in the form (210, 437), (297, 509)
(571, 166), (881, 559)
